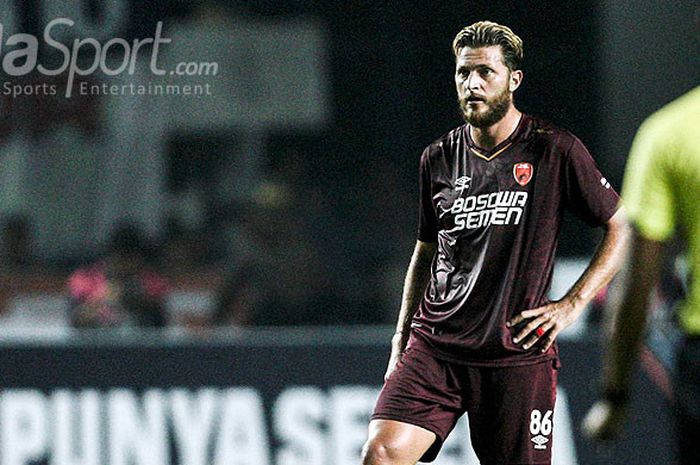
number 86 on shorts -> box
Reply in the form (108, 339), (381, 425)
(529, 409), (553, 450)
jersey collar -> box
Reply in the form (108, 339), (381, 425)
(466, 114), (527, 162)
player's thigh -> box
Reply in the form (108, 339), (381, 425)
(469, 360), (558, 465)
(362, 419), (436, 465)
(370, 347), (466, 461)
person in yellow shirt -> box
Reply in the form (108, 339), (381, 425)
(583, 85), (700, 465)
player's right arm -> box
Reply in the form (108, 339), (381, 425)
(584, 111), (675, 440)
(582, 230), (666, 439)
(385, 240), (436, 380)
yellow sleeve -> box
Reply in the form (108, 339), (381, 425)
(621, 118), (676, 241)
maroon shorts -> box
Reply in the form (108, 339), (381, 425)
(371, 346), (559, 464)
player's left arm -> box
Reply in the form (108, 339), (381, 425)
(507, 207), (630, 351)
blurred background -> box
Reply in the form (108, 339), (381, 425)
(0, 1), (698, 464)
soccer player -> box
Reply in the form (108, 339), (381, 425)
(360, 21), (629, 465)
(582, 86), (700, 465)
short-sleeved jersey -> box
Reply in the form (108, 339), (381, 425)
(409, 114), (620, 366)
(621, 86), (700, 335)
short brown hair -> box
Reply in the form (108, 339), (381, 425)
(452, 21), (524, 71)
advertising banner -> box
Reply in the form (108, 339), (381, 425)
(0, 330), (674, 465)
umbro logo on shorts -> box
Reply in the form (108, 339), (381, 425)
(531, 434), (549, 450)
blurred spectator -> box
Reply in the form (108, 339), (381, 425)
(212, 263), (259, 327)
(68, 223), (168, 328)
(1, 214), (34, 316)
(160, 217), (210, 271)
(0, 214), (34, 271)
(214, 178), (330, 326)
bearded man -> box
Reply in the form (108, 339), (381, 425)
(360, 20), (629, 465)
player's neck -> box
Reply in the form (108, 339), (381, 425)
(470, 107), (522, 150)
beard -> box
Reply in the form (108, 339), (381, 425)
(458, 84), (512, 128)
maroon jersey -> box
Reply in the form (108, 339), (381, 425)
(409, 114), (619, 366)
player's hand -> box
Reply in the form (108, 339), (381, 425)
(506, 297), (585, 352)
(581, 400), (627, 441)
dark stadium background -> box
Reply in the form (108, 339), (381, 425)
(1, 1), (699, 464)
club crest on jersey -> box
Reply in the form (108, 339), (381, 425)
(455, 176), (471, 192)
(513, 162), (533, 186)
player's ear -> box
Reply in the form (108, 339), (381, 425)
(509, 69), (523, 92)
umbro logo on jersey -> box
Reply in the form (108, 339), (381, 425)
(455, 176), (471, 191)
(531, 435), (549, 450)
(513, 162), (533, 186)
(601, 177), (611, 189)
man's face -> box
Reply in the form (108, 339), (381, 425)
(455, 45), (520, 128)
